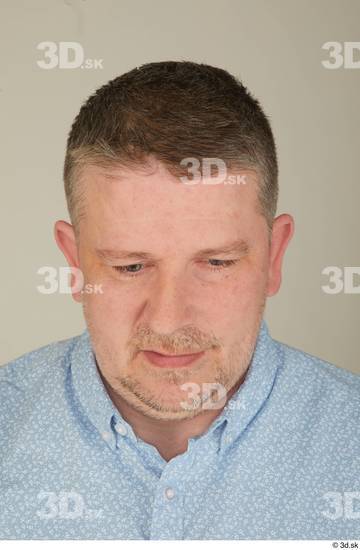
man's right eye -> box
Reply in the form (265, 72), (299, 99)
(113, 264), (144, 277)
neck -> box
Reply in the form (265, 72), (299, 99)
(100, 371), (247, 462)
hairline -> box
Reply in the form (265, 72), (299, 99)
(66, 156), (275, 246)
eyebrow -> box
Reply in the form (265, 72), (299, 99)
(195, 239), (250, 258)
(95, 239), (250, 262)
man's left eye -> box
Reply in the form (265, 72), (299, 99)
(207, 259), (237, 269)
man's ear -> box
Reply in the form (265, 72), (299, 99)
(54, 220), (82, 303)
(266, 213), (295, 297)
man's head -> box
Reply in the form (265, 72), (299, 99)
(55, 61), (294, 422)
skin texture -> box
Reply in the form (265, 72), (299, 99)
(55, 157), (294, 461)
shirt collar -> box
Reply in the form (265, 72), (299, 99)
(216, 318), (282, 455)
(70, 330), (124, 452)
(70, 318), (281, 455)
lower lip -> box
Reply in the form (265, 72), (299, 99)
(142, 350), (205, 367)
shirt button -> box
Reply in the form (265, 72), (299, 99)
(164, 487), (175, 500)
(115, 423), (127, 436)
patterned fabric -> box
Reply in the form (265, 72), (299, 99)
(1, 319), (359, 539)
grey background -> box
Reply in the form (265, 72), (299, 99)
(1, 0), (359, 373)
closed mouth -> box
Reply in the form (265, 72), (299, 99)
(141, 349), (205, 368)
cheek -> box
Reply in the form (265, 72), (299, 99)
(82, 259), (268, 329)
(224, 264), (267, 308)
(84, 282), (135, 326)
(81, 262), (134, 315)
(212, 270), (267, 342)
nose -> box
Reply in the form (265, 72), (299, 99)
(142, 269), (195, 335)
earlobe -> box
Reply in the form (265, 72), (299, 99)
(266, 214), (295, 297)
(54, 220), (82, 303)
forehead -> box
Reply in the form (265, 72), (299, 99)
(76, 163), (269, 253)
(80, 162), (262, 225)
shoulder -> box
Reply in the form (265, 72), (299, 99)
(275, 337), (360, 391)
(0, 333), (83, 402)
(272, 336), (360, 419)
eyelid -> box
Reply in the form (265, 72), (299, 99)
(113, 262), (145, 271)
(112, 258), (239, 278)
(112, 259), (237, 268)
(112, 262), (147, 278)
(205, 259), (238, 269)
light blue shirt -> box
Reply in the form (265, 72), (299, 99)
(1, 319), (359, 540)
